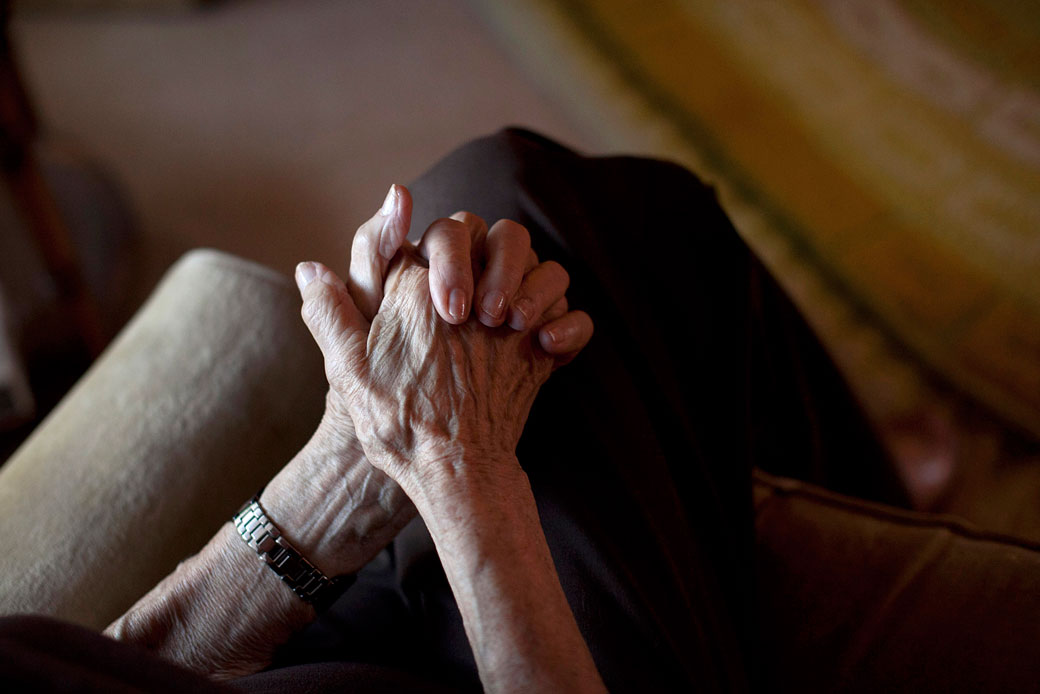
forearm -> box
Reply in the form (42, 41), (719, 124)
(106, 414), (415, 679)
(259, 410), (416, 578)
(105, 522), (311, 680)
(407, 458), (606, 694)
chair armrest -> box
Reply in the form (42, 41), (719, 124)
(0, 249), (326, 629)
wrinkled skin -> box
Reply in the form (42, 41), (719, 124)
(313, 251), (555, 492)
(105, 185), (595, 687)
(300, 248), (605, 693)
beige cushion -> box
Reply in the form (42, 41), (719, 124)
(0, 250), (326, 629)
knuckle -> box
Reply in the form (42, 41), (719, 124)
(549, 263), (574, 291)
(431, 217), (467, 235)
(452, 210), (486, 229)
(351, 227), (376, 256)
(425, 219), (470, 254)
(494, 219), (530, 246)
(301, 284), (335, 324)
(355, 214), (381, 241)
(301, 295), (323, 325)
(448, 220), (470, 239)
(543, 260), (569, 284)
(301, 300), (321, 330)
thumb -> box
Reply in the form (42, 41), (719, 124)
(295, 261), (368, 382)
(348, 184), (414, 321)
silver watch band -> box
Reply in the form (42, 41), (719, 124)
(232, 494), (353, 610)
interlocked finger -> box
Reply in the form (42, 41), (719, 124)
(507, 260), (570, 331)
(540, 297), (569, 324)
(524, 249), (538, 272)
(538, 310), (594, 369)
(450, 211), (489, 272)
(475, 220), (532, 327)
(417, 216), (477, 323)
(348, 184), (412, 320)
(295, 261), (370, 388)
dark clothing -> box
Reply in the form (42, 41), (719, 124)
(0, 129), (904, 692)
(257, 128), (906, 692)
(0, 615), (234, 694)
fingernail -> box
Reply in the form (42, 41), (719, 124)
(544, 327), (560, 344)
(481, 291), (506, 320)
(295, 262), (317, 289)
(379, 184), (397, 216)
(510, 298), (533, 329)
(448, 288), (467, 321)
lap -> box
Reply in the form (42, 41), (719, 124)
(0, 615), (232, 693)
(280, 127), (904, 691)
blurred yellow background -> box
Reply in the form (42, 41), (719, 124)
(473, 0), (1040, 444)
(6, 0), (1039, 517)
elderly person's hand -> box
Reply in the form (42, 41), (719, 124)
(297, 248), (584, 495)
(105, 185), (594, 684)
(256, 185), (591, 571)
(260, 185), (591, 570)
(296, 204), (603, 692)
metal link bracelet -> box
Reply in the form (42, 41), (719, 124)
(232, 492), (355, 611)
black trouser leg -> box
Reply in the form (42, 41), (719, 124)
(400, 128), (906, 692)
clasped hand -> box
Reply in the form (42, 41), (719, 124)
(103, 185), (598, 685)
(296, 184), (593, 497)
(293, 185), (604, 692)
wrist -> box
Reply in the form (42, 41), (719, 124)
(403, 452), (530, 528)
(259, 411), (415, 577)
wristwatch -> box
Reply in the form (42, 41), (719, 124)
(233, 493), (355, 611)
